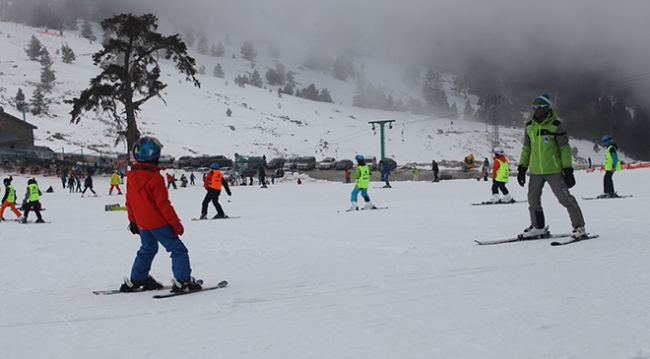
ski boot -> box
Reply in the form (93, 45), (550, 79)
(171, 277), (202, 293)
(119, 275), (164, 292)
(518, 225), (550, 239)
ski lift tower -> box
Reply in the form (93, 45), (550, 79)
(368, 119), (395, 161)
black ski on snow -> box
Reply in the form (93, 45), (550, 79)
(550, 234), (599, 246)
(471, 200), (526, 206)
(475, 233), (573, 245)
(94, 279), (205, 295)
(93, 286), (173, 295)
(152, 280), (228, 299)
(345, 206), (388, 212)
(191, 216), (241, 221)
(582, 195), (632, 201)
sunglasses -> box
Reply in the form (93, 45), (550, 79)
(531, 105), (547, 110)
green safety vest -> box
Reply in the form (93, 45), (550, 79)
(354, 165), (371, 189)
(604, 145), (622, 171)
(28, 183), (40, 202)
(495, 158), (509, 182)
(5, 184), (16, 202)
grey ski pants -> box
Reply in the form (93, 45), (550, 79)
(527, 173), (585, 228)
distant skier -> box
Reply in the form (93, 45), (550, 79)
(0, 177), (22, 221)
(412, 167), (419, 181)
(109, 171), (123, 195)
(189, 172), (196, 186)
(488, 147), (512, 203)
(259, 165), (267, 188)
(166, 172), (177, 189)
(81, 173), (97, 197)
(599, 135), (621, 198)
(120, 136), (201, 293)
(380, 160), (391, 188)
(432, 160), (439, 182)
(200, 163), (232, 219)
(21, 178), (44, 223)
(478, 158), (489, 181)
(349, 155), (376, 211)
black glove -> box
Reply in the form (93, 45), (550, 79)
(226, 190), (232, 196)
(517, 165), (527, 187)
(563, 167), (576, 188)
(128, 222), (139, 235)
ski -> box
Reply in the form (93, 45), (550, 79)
(345, 206), (388, 212)
(471, 200), (525, 206)
(93, 286), (173, 295)
(475, 233), (572, 245)
(191, 216), (240, 221)
(152, 280), (228, 299)
(550, 234), (599, 246)
(582, 195), (632, 200)
(94, 279), (205, 295)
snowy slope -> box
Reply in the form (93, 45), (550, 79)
(0, 21), (628, 167)
(0, 167), (649, 359)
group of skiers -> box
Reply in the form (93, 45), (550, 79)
(0, 176), (45, 223)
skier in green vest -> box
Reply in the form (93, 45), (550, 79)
(599, 135), (622, 198)
(517, 93), (586, 239)
(22, 178), (45, 223)
(349, 155), (375, 211)
(0, 177), (22, 221)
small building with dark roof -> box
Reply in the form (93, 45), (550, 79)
(0, 107), (37, 149)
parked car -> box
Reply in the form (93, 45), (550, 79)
(283, 157), (298, 170)
(363, 156), (377, 170)
(318, 157), (337, 170)
(266, 157), (285, 169)
(336, 159), (353, 170)
(296, 156), (317, 170)
(159, 154), (175, 167)
(200, 155), (233, 168)
(190, 155), (209, 168)
(176, 155), (193, 168)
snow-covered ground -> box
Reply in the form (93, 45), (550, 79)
(1, 166), (649, 359)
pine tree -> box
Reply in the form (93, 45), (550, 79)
(318, 88), (334, 103)
(30, 85), (48, 115)
(39, 48), (53, 67)
(61, 44), (76, 63)
(463, 99), (474, 120)
(213, 63), (224, 78)
(14, 88), (28, 112)
(25, 35), (42, 61)
(66, 13), (200, 153)
(422, 69), (449, 112)
(198, 65), (206, 75)
(40, 65), (56, 92)
(197, 35), (208, 54)
(240, 41), (257, 61)
(212, 41), (225, 57)
(265, 61), (286, 86)
(81, 20), (96, 43)
(301, 84), (320, 101)
(249, 69), (263, 88)
(234, 74), (248, 87)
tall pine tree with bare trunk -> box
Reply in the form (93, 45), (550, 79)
(66, 13), (200, 158)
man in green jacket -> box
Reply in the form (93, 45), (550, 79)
(517, 93), (586, 239)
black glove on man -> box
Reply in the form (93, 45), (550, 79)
(128, 222), (139, 235)
(517, 165), (527, 187)
(563, 167), (576, 188)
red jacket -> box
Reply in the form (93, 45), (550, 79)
(126, 162), (182, 232)
(492, 154), (507, 179)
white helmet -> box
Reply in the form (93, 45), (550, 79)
(493, 147), (504, 156)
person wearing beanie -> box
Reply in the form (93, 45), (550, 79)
(517, 93), (587, 239)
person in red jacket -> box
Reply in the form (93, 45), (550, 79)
(120, 137), (201, 293)
(200, 162), (231, 219)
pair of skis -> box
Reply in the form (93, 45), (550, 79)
(475, 233), (599, 246)
(93, 280), (228, 299)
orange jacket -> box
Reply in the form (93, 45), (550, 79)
(126, 162), (182, 231)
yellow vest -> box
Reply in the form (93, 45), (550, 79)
(495, 158), (509, 183)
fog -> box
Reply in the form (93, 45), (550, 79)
(144, 0), (650, 81)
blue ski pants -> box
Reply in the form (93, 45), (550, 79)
(130, 224), (191, 281)
(350, 187), (370, 203)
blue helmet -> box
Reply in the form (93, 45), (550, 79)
(602, 135), (613, 145)
(355, 155), (365, 161)
(210, 162), (220, 169)
(132, 136), (163, 162)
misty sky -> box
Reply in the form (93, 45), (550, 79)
(146, 0), (650, 81)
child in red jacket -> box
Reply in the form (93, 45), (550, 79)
(120, 137), (201, 293)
